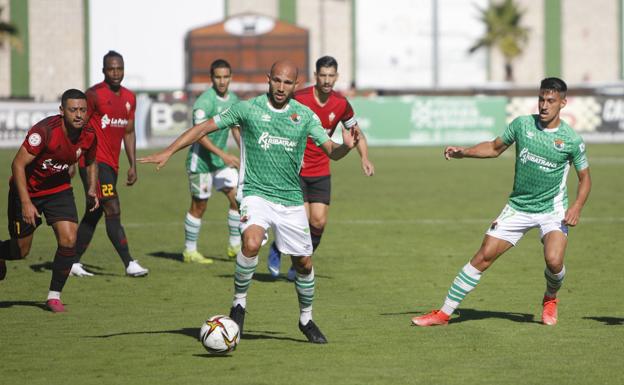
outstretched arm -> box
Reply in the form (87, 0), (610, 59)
(319, 126), (360, 160)
(444, 137), (509, 160)
(138, 118), (219, 169)
(564, 167), (591, 226)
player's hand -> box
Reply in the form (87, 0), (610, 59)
(361, 158), (375, 176)
(444, 146), (464, 160)
(342, 126), (360, 149)
(222, 153), (240, 169)
(87, 191), (100, 212)
(138, 150), (172, 170)
(127, 166), (137, 186)
(563, 206), (582, 227)
(21, 200), (40, 226)
(68, 164), (76, 179)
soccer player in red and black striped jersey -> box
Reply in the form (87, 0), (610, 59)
(267, 56), (375, 279)
(0, 89), (99, 312)
(72, 50), (148, 277)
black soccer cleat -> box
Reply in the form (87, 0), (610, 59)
(229, 304), (246, 336)
(298, 320), (328, 344)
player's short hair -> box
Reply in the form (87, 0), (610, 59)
(210, 59), (231, 76)
(103, 50), (124, 67)
(316, 56), (338, 72)
(540, 77), (567, 97)
(61, 89), (87, 107)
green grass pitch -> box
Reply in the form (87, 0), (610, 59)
(0, 144), (623, 385)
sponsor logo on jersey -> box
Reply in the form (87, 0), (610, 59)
(28, 133), (42, 147)
(579, 143), (585, 153)
(258, 132), (297, 152)
(261, 114), (271, 122)
(41, 159), (69, 172)
(328, 112), (335, 123)
(553, 139), (565, 150)
(101, 114), (128, 129)
(290, 113), (301, 124)
(519, 148), (558, 170)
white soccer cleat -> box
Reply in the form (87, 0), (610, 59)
(70, 263), (94, 277)
(126, 260), (149, 277)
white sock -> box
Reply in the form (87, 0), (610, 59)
(184, 212), (202, 251)
(227, 209), (241, 247)
(47, 291), (61, 300)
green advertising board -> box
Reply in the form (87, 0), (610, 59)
(350, 96), (508, 146)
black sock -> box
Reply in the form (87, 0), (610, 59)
(310, 225), (324, 252)
(76, 207), (103, 259)
(50, 246), (77, 292)
(105, 215), (133, 267)
(0, 239), (22, 260)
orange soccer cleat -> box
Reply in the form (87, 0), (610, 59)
(541, 296), (559, 326)
(411, 310), (450, 327)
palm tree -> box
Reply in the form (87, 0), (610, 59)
(0, 6), (20, 50)
(468, 0), (529, 82)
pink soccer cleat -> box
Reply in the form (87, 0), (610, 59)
(541, 296), (559, 326)
(46, 299), (66, 313)
(411, 310), (450, 326)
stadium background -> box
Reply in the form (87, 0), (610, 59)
(1, 0), (623, 147)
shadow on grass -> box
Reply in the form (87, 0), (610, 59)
(217, 272), (333, 283)
(0, 300), (48, 311)
(86, 327), (307, 343)
(583, 316), (624, 326)
(193, 353), (234, 358)
(383, 308), (539, 324)
(148, 251), (231, 263)
(29, 261), (117, 277)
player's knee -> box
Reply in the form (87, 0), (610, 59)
(103, 201), (121, 217)
(190, 199), (208, 217)
(15, 240), (30, 259)
(242, 238), (262, 256)
(293, 256), (313, 274)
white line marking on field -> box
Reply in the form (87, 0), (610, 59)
(123, 217), (624, 227)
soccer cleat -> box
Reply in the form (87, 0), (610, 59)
(229, 304), (246, 336)
(286, 266), (296, 282)
(46, 299), (66, 313)
(126, 260), (149, 277)
(183, 250), (214, 264)
(226, 244), (241, 259)
(69, 263), (94, 277)
(541, 296), (559, 326)
(411, 310), (450, 326)
(267, 241), (281, 277)
(299, 320), (328, 344)
(0, 259), (6, 281)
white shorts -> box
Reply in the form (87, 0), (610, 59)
(486, 204), (568, 246)
(188, 167), (238, 200)
(239, 195), (312, 257)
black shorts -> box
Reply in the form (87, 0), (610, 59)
(7, 187), (78, 238)
(299, 175), (331, 205)
(80, 162), (119, 201)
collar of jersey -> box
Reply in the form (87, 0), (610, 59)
(216, 92), (230, 102)
(537, 121), (560, 133)
(266, 100), (290, 113)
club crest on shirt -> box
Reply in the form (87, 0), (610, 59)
(328, 112), (335, 123)
(290, 113), (301, 124)
(28, 133), (42, 147)
(125, 101), (131, 112)
(75, 148), (82, 159)
(553, 139), (565, 151)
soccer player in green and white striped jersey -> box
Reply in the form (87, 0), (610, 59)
(412, 78), (591, 327)
(182, 59), (241, 264)
(140, 60), (360, 343)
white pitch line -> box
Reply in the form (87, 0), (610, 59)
(122, 217), (624, 228)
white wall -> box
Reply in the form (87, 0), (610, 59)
(88, 0), (224, 90)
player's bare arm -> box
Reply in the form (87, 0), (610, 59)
(321, 126), (359, 160)
(11, 146), (39, 225)
(124, 119), (137, 186)
(198, 135), (240, 169)
(231, 126), (241, 149)
(138, 118), (220, 169)
(444, 137), (509, 160)
(353, 124), (374, 176)
(564, 167), (591, 226)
